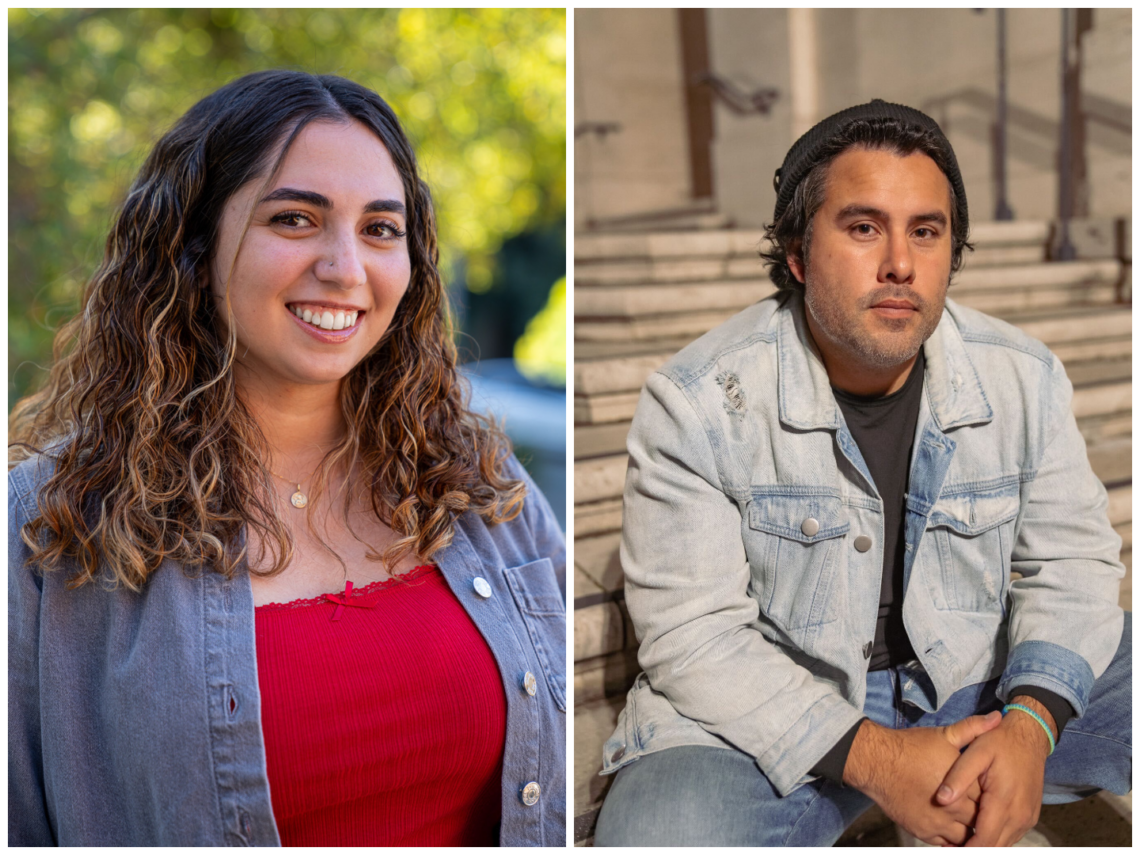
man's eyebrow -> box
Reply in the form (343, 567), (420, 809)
(835, 204), (948, 227)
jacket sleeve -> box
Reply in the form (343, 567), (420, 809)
(510, 454), (566, 604)
(998, 356), (1125, 717)
(8, 470), (56, 845)
(621, 372), (865, 796)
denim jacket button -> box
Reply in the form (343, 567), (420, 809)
(473, 577), (493, 598)
(800, 517), (820, 537)
(521, 781), (541, 805)
(854, 535), (873, 553)
(522, 671), (538, 696)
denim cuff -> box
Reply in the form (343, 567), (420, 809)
(997, 640), (1095, 718)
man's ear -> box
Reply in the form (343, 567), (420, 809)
(786, 242), (807, 284)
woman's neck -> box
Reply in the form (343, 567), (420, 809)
(237, 374), (349, 471)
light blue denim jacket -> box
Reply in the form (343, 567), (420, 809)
(9, 455), (566, 846)
(602, 291), (1123, 796)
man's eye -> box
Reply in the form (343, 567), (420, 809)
(914, 227), (936, 239)
(854, 223), (875, 235)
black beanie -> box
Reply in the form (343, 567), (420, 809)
(772, 99), (967, 231)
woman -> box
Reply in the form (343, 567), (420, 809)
(9, 70), (566, 847)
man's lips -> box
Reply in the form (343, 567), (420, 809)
(872, 299), (917, 310)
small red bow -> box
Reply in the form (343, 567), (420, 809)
(325, 580), (377, 621)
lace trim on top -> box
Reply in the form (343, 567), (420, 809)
(256, 564), (438, 613)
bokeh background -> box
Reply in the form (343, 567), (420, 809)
(8, 7), (567, 524)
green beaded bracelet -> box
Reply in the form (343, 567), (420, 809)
(1003, 703), (1056, 756)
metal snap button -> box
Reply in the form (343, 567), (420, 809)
(801, 517), (820, 537)
(521, 781), (541, 805)
(473, 577), (492, 598)
(523, 671), (537, 696)
(853, 535), (873, 553)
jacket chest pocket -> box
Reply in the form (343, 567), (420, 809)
(503, 558), (567, 712)
(926, 487), (1020, 614)
(745, 493), (849, 632)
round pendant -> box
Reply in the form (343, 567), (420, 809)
(290, 490), (308, 509)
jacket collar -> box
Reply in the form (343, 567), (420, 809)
(777, 292), (993, 431)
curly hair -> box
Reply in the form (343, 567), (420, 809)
(9, 70), (526, 591)
(760, 117), (974, 292)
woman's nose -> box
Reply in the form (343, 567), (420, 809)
(317, 233), (366, 289)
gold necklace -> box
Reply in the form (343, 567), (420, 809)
(266, 465), (317, 509)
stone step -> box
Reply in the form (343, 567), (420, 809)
(575, 220), (1052, 264)
(573, 695), (625, 830)
(573, 306), (1132, 402)
(577, 411), (1132, 464)
(573, 480), (1132, 643)
(574, 262), (1119, 321)
(575, 498), (623, 539)
(575, 270), (1122, 342)
(575, 279), (775, 319)
(576, 370), (1131, 429)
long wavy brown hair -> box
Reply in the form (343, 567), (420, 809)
(10, 70), (526, 591)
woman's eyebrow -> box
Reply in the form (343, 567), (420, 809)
(364, 199), (406, 216)
(258, 188), (405, 217)
(260, 187), (330, 208)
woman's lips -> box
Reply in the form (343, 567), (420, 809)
(288, 306), (362, 343)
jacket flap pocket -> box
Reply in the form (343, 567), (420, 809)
(748, 492), (849, 543)
(929, 487), (1020, 536)
(503, 557), (563, 615)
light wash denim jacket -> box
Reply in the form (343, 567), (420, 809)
(9, 455), (566, 846)
(602, 291), (1123, 797)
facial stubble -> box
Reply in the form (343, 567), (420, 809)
(803, 275), (948, 370)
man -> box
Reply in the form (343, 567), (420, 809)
(593, 100), (1130, 847)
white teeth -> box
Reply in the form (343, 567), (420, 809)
(291, 306), (360, 331)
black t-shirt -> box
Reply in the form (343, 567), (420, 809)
(832, 348), (925, 671)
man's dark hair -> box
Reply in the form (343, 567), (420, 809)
(760, 117), (974, 292)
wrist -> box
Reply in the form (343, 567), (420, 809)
(1004, 697), (1056, 757)
(842, 719), (895, 794)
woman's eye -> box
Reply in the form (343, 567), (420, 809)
(366, 220), (407, 240)
(270, 211), (314, 228)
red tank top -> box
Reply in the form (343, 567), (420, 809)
(254, 565), (507, 846)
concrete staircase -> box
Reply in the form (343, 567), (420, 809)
(572, 218), (1132, 845)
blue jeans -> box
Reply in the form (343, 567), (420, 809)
(594, 612), (1131, 846)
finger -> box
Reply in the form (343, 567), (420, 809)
(945, 792), (982, 828)
(963, 794), (1003, 847)
(941, 710), (1003, 750)
(937, 745), (995, 806)
(941, 820), (973, 847)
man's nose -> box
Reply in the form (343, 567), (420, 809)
(879, 231), (915, 284)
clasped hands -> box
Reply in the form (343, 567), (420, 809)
(842, 696), (1054, 846)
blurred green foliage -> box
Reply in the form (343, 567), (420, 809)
(9, 7), (566, 405)
(514, 276), (565, 387)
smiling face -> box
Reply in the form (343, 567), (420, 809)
(210, 119), (412, 395)
(788, 146), (953, 395)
